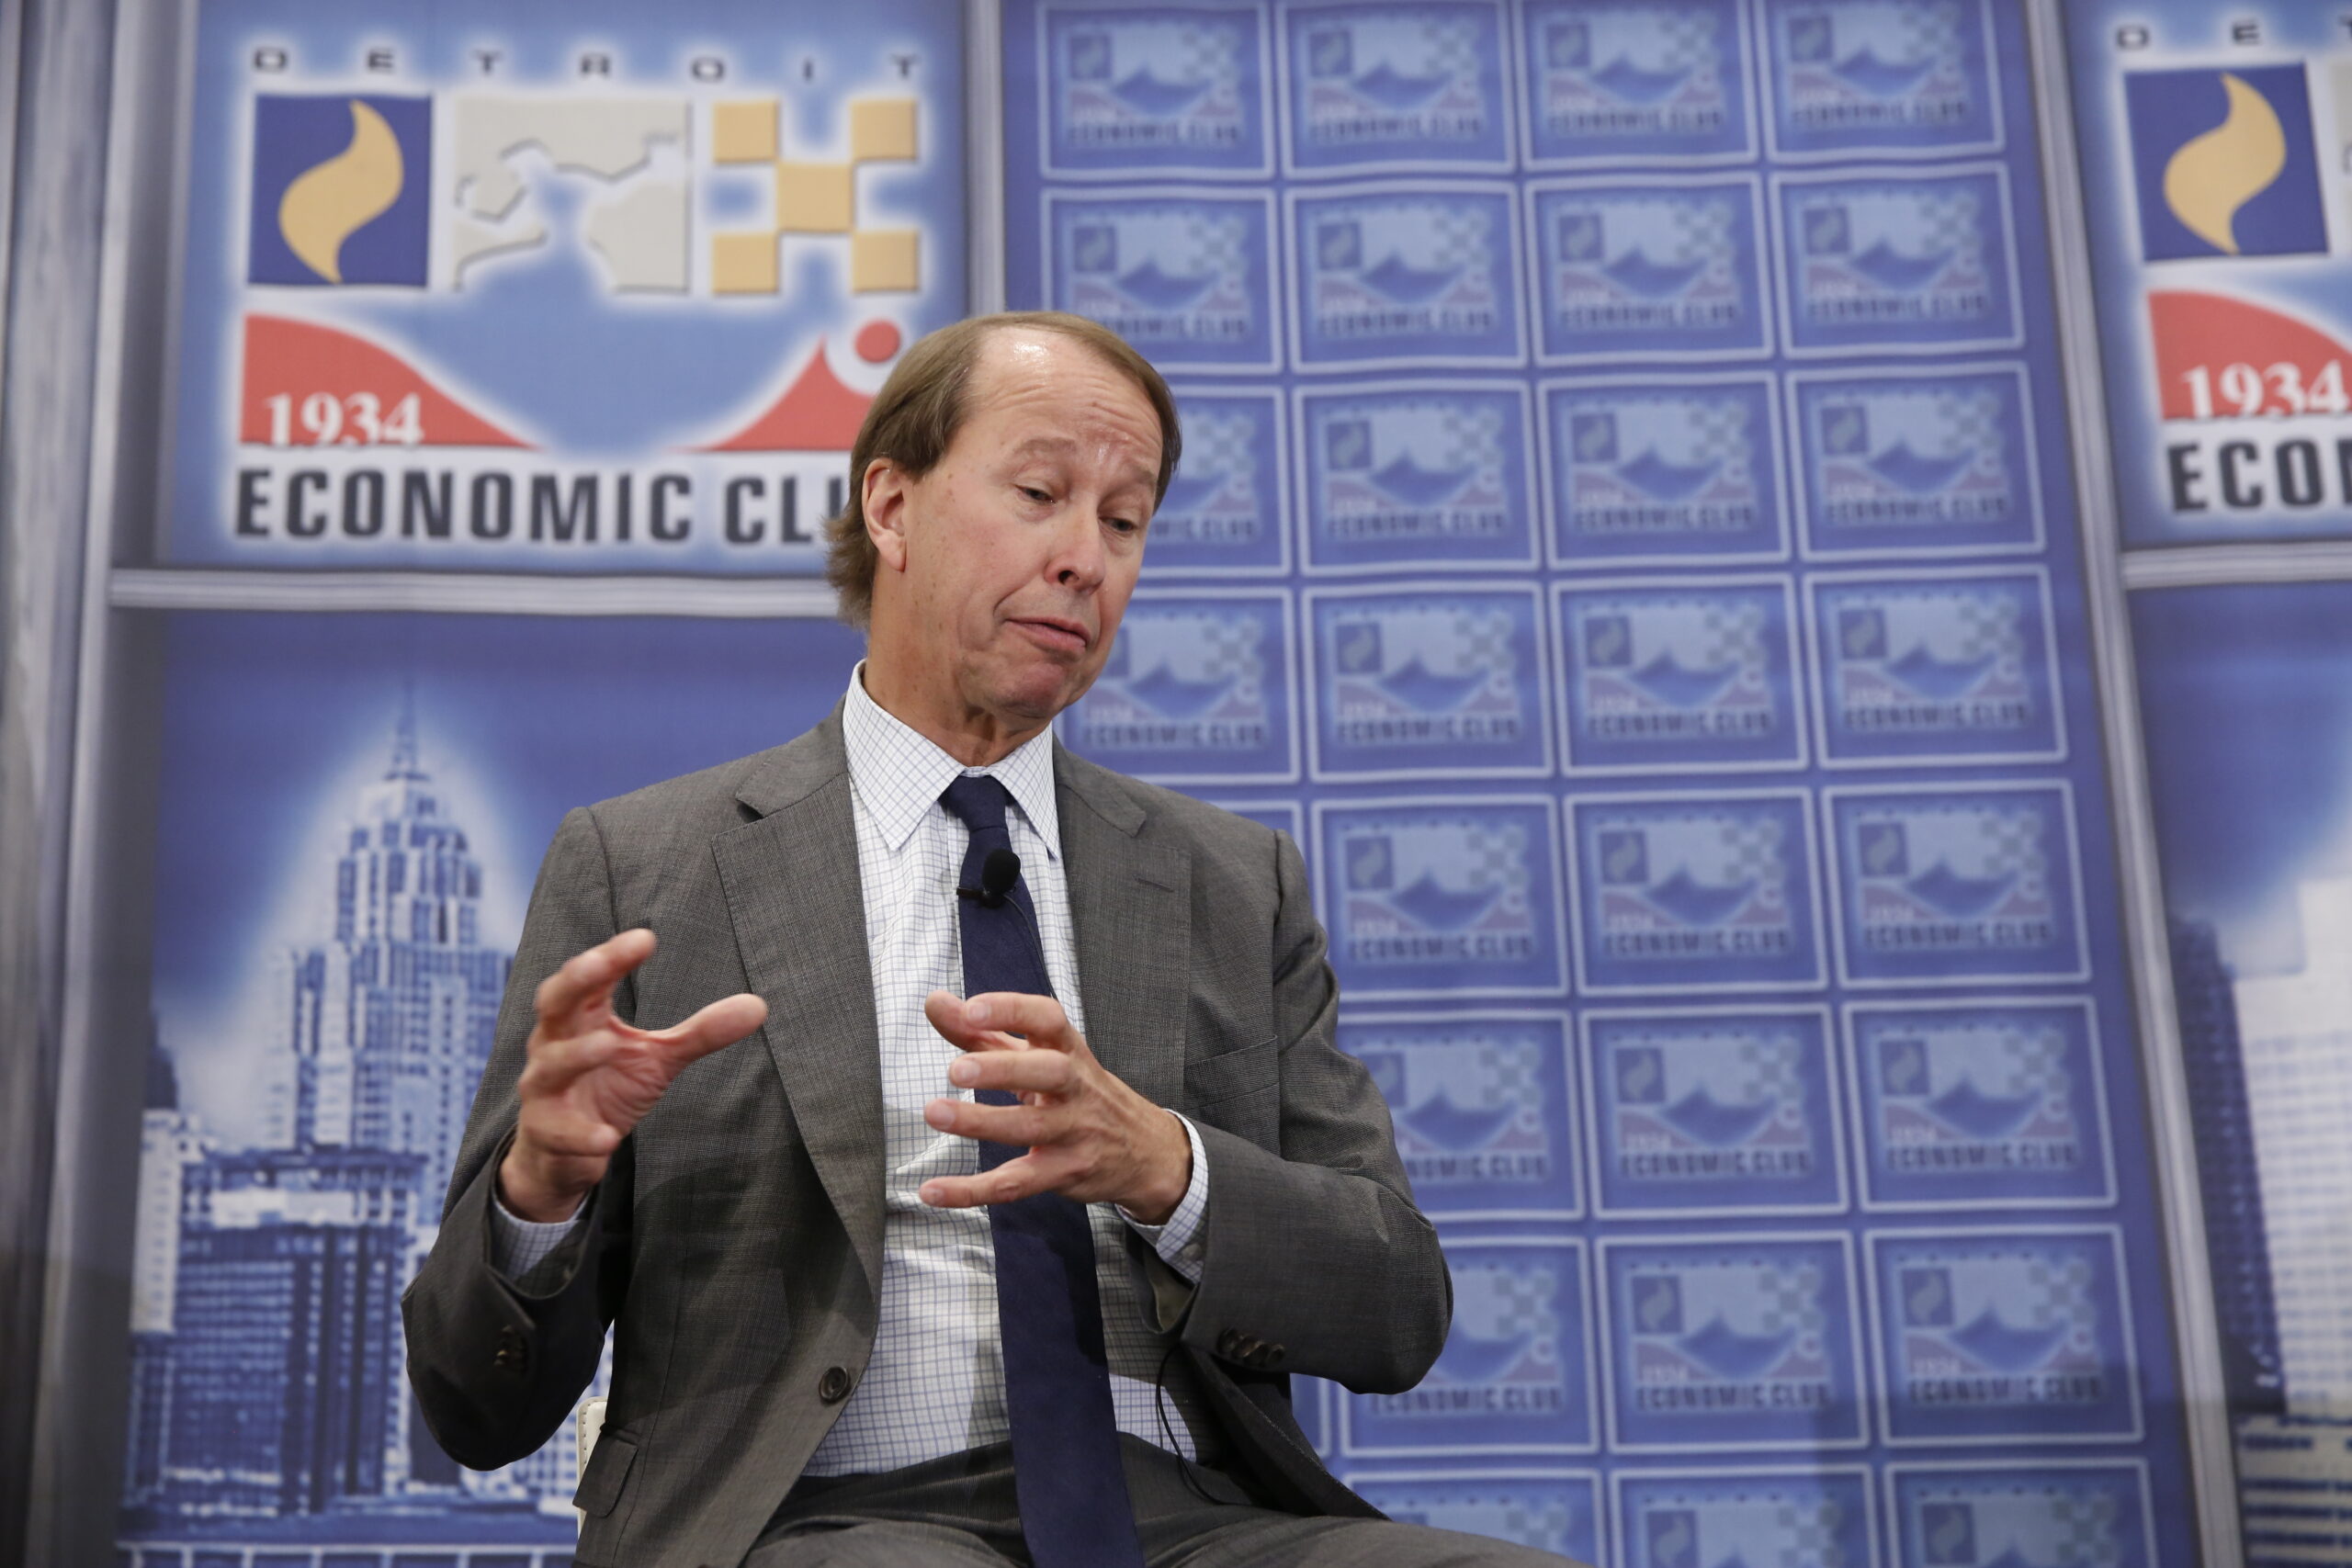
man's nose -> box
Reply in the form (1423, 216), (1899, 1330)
(1048, 503), (1108, 591)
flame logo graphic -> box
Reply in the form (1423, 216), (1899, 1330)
(2162, 73), (2287, 255)
(277, 100), (405, 283)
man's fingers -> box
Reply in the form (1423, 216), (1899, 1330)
(922, 989), (1081, 1054)
(650, 992), (769, 1062)
(922, 1095), (1065, 1148)
(944, 1048), (1076, 1097)
(535, 928), (659, 1025)
(917, 1152), (1060, 1210)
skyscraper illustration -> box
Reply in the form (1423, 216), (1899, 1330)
(2207, 879), (2352, 1561)
(119, 712), (579, 1556)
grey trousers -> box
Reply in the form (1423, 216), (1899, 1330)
(743, 1438), (1583, 1568)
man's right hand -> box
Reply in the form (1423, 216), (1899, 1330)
(499, 929), (769, 1223)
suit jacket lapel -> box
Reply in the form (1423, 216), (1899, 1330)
(1057, 746), (1190, 1111)
(712, 712), (888, 1304)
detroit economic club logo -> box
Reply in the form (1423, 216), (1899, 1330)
(223, 47), (949, 561)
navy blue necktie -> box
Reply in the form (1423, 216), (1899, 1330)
(938, 774), (1145, 1568)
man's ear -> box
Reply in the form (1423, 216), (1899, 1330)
(863, 457), (912, 574)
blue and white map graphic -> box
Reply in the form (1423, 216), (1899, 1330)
(1280, 0), (1513, 172)
(1791, 365), (2043, 557)
(1827, 784), (2087, 986)
(1544, 375), (1788, 565)
(1587, 1009), (1845, 1216)
(1849, 1000), (2117, 1211)
(1048, 191), (1280, 368)
(1319, 797), (1566, 998)
(1871, 1229), (2143, 1443)
(1889, 1463), (2154, 1568)
(1531, 176), (1772, 362)
(1297, 382), (1537, 569)
(1603, 1235), (1865, 1450)
(1557, 577), (1804, 773)
(1615, 1469), (1875, 1568)
(1341, 1014), (1578, 1218)
(1778, 167), (2020, 355)
(1061, 591), (1296, 782)
(1570, 792), (1825, 993)
(1349, 1242), (1596, 1454)
(1042, 5), (1272, 175)
(1289, 185), (1523, 367)
(1521, 0), (1755, 166)
(1759, 0), (2001, 160)
(1808, 570), (2063, 766)
(1150, 388), (1288, 574)
(1307, 587), (1551, 778)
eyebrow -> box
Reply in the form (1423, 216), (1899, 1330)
(1004, 435), (1158, 492)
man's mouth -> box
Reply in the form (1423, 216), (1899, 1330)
(1009, 616), (1090, 656)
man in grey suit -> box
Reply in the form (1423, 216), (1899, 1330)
(403, 312), (1576, 1568)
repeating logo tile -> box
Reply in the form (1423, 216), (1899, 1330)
(1825, 784), (2088, 987)
(1521, 0), (1755, 167)
(2123, 65), (2326, 262)
(1317, 796), (1566, 998)
(1347, 1240), (1597, 1454)
(1602, 1235), (1866, 1450)
(1568, 792), (1826, 994)
(1279, 0), (1514, 173)
(1059, 591), (1295, 783)
(1153, 388), (1289, 574)
(1542, 375), (1788, 566)
(1775, 167), (2020, 356)
(1041, 6), (1272, 177)
(1296, 382), (1538, 570)
(1341, 1013), (1579, 1217)
(1759, 0), (2001, 160)
(1306, 586), (1553, 779)
(1557, 576), (1804, 773)
(1847, 999), (2116, 1211)
(1790, 365), (2043, 558)
(1529, 176), (1771, 363)
(1046, 190), (1280, 369)
(1585, 1008), (1845, 1216)
(1869, 1229), (2143, 1444)
(1347, 1473), (1601, 1562)
(1887, 1463), (2154, 1568)
(1807, 570), (2064, 767)
(1617, 1470), (1876, 1568)
(1289, 184), (1525, 367)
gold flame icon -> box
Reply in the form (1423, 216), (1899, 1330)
(2162, 73), (2287, 255)
(277, 100), (405, 283)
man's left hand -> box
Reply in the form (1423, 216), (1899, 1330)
(917, 990), (1191, 1224)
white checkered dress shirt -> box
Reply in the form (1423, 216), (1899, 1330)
(491, 669), (1215, 1472)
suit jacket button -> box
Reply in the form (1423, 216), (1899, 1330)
(1262, 1344), (1285, 1368)
(494, 1326), (526, 1373)
(819, 1366), (854, 1403)
(1217, 1330), (1244, 1359)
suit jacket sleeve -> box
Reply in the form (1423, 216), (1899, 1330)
(401, 806), (635, 1470)
(1166, 829), (1451, 1396)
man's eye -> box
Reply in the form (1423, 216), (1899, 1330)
(1020, 486), (1051, 502)
(1105, 515), (1141, 535)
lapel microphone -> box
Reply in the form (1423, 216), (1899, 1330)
(958, 847), (1057, 1001)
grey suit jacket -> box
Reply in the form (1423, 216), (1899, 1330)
(402, 709), (1451, 1568)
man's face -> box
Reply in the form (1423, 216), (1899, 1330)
(867, 329), (1162, 733)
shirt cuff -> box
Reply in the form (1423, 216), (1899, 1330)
(489, 1187), (589, 1281)
(1118, 1111), (1208, 1284)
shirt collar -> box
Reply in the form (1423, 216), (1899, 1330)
(841, 664), (1063, 861)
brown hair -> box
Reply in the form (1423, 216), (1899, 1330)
(824, 311), (1182, 628)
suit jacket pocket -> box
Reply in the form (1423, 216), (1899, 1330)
(574, 1429), (637, 1518)
(1185, 1038), (1278, 1111)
